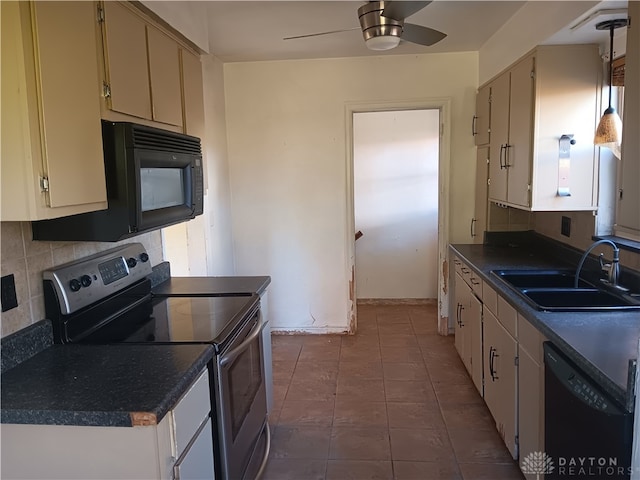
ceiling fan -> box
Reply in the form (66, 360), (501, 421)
(283, 1), (447, 51)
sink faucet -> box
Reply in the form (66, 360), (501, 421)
(574, 239), (620, 289)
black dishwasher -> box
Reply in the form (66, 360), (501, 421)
(544, 342), (633, 479)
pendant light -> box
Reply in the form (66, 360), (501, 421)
(594, 18), (628, 146)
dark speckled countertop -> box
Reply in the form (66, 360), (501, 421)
(1, 344), (214, 427)
(450, 243), (640, 412)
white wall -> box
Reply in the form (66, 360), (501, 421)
(201, 55), (236, 275)
(224, 52), (478, 333)
(354, 109), (440, 299)
(161, 55), (236, 276)
(140, 1), (209, 53)
(478, 1), (599, 84)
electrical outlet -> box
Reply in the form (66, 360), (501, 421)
(561, 216), (571, 237)
(1, 274), (18, 312)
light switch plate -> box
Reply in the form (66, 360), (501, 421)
(561, 216), (571, 237)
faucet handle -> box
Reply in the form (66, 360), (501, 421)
(599, 253), (610, 271)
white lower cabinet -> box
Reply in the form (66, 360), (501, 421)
(518, 316), (546, 480)
(1, 370), (214, 480)
(453, 265), (484, 396)
(483, 308), (518, 459)
(173, 417), (215, 480)
(451, 251), (552, 472)
(469, 292), (483, 395)
(454, 271), (469, 366)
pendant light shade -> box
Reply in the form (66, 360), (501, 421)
(594, 107), (622, 145)
(594, 18), (627, 146)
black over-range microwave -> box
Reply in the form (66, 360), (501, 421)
(32, 121), (204, 242)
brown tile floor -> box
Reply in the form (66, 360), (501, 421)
(264, 303), (525, 480)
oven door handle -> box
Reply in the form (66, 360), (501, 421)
(220, 310), (264, 368)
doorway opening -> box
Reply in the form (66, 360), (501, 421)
(345, 100), (451, 335)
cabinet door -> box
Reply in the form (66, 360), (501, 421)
(181, 49), (205, 138)
(173, 418), (215, 480)
(518, 345), (542, 479)
(483, 308), (517, 459)
(495, 321), (518, 459)
(147, 25), (183, 127)
(1, 1), (107, 220)
(102, 1), (152, 120)
(483, 308), (500, 420)
(488, 72), (510, 203)
(1, 2), (34, 218)
(507, 55), (534, 208)
(474, 84), (491, 146)
(469, 293), (483, 395)
(472, 146), (489, 243)
(454, 272), (467, 363)
(33, 1), (106, 209)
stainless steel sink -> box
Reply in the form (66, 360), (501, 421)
(490, 269), (640, 311)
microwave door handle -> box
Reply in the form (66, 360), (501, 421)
(219, 311), (264, 367)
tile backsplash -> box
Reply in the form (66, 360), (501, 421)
(0, 222), (164, 337)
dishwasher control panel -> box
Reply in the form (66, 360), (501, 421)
(544, 343), (622, 415)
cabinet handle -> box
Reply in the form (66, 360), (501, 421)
(472, 115), (478, 136)
(461, 267), (470, 274)
(504, 144), (512, 168)
(470, 278), (480, 286)
(470, 218), (476, 237)
(489, 346), (499, 381)
(457, 303), (465, 327)
(499, 144), (507, 169)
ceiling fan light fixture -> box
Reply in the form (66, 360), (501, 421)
(365, 35), (401, 51)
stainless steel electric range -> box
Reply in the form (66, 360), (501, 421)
(43, 243), (270, 480)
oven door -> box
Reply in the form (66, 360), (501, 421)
(216, 308), (268, 480)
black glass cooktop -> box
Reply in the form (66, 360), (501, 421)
(80, 294), (259, 351)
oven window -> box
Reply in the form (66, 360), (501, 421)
(140, 168), (184, 211)
(228, 337), (263, 441)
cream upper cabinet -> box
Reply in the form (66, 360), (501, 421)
(147, 25), (183, 127)
(472, 145), (489, 244)
(506, 55), (534, 208)
(100, 2), (183, 128)
(487, 45), (601, 212)
(474, 83), (491, 146)
(1, 1), (107, 221)
(489, 54), (534, 209)
(181, 49), (206, 139)
(616, 1), (640, 240)
(488, 71), (511, 205)
(101, 1), (152, 121)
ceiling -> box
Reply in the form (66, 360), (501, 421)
(201, 1), (629, 63)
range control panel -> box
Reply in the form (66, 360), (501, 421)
(43, 243), (152, 315)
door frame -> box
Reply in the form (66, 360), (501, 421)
(345, 98), (452, 335)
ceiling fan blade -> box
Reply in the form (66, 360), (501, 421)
(402, 23), (447, 46)
(381, 1), (432, 21)
(283, 27), (360, 41)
